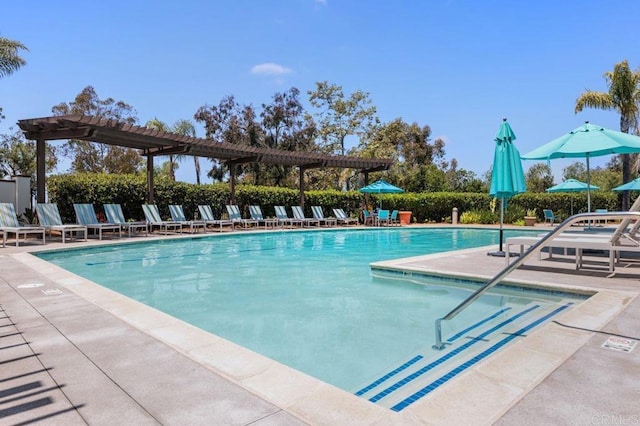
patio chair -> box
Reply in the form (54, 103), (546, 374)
(362, 210), (374, 226)
(311, 206), (337, 227)
(169, 205), (207, 233)
(104, 204), (148, 237)
(198, 205), (234, 231)
(142, 204), (182, 234)
(226, 205), (259, 229)
(274, 206), (303, 228)
(0, 202), (46, 246)
(390, 210), (400, 226)
(36, 203), (88, 243)
(377, 209), (391, 226)
(249, 205), (278, 229)
(73, 203), (122, 240)
(543, 209), (561, 225)
(332, 208), (359, 226)
(291, 206), (320, 227)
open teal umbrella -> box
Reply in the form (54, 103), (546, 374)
(613, 177), (640, 192)
(522, 122), (640, 212)
(546, 179), (599, 215)
(359, 179), (403, 208)
(489, 119), (527, 256)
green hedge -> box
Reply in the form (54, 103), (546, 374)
(46, 173), (621, 224)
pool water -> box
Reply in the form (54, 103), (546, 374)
(37, 227), (573, 396)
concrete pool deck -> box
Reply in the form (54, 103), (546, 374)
(0, 226), (638, 425)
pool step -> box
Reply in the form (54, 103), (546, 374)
(354, 301), (573, 411)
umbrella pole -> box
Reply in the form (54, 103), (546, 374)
(586, 156), (591, 213)
(499, 198), (504, 252)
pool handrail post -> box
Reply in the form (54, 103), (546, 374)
(432, 211), (640, 350)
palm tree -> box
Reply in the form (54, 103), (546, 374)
(575, 60), (640, 210)
(172, 119), (201, 184)
(145, 118), (177, 180)
(0, 37), (28, 78)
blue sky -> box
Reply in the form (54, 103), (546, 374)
(2, 0), (639, 184)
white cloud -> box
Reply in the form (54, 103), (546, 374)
(250, 62), (292, 76)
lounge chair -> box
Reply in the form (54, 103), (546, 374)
(332, 208), (359, 226)
(104, 204), (148, 237)
(505, 208), (640, 273)
(226, 205), (259, 229)
(377, 209), (391, 226)
(142, 204), (182, 234)
(543, 209), (561, 225)
(169, 205), (207, 233)
(0, 203), (46, 246)
(291, 206), (320, 227)
(249, 206), (278, 229)
(36, 203), (88, 243)
(198, 205), (234, 231)
(311, 206), (337, 227)
(274, 206), (303, 228)
(73, 203), (122, 240)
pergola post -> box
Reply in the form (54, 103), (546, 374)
(36, 138), (46, 203)
(229, 163), (237, 204)
(147, 155), (154, 203)
(298, 166), (306, 208)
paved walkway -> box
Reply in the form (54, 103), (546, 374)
(0, 226), (638, 425)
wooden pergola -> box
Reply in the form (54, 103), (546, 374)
(18, 115), (393, 206)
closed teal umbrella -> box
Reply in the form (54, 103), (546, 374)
(489, 119), (527, 256)
(522, 122), (640, 212)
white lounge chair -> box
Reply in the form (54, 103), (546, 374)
(198, 205), (234, 231)
(291, 206), (320, 227)
(0, 203), (46, 246)
(274, 206), (303, 228)
(73, 203), (122, 240)
(311, 206), (337, 227)
(104, 204), (148, 237)
(169, 205), (207, 233)
(142, 204), (182, 234)
(36, 203), (88, 243)
(333, 208), (359, 226)
(225, 205), (258, 229)
(249, 206), (278, 229)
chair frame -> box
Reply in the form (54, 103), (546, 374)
(0, 203), (46, 246)
(142, 204), (183, 234)
(36, 203), (88, 243)
(198, 205), (234, 231)
(73, 203), (122, 240)
(169, 205), (207, 233)
(103, 204), (148, 237)
(291, 206), (320, 227)
(311, 206), (337, 227)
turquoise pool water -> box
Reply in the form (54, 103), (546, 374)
(37, 227), (573, 393)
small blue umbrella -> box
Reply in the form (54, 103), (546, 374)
(547, 179), (599, 215)
(489, 119), (527, 256)
(613, 177), (640, 192)
(360, 179), (403, 209)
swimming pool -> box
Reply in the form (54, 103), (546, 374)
(36, 227), (581, 409)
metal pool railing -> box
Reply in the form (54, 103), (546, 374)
(432, 211), (640, 350)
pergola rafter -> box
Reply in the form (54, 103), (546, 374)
(18, 115), (393, 206)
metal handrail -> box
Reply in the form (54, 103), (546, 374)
(432, 211), (640, 350)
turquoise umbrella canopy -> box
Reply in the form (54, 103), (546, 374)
(489, 119), (526, 256)
(613, 177), (640, 191)
(546, 179), (599, 193)
(547, 179), (599, 215)
(359, 179), (404, 194)
(522, 122), (640, 211)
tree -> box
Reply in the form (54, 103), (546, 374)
(358, 118), (446, 191)
(575, 60), (640, 210)
(0, 128), (57, 195)
(525, 163), (554, 192)
(562, 161), (588, 182)
(308, 81), (378, 190)
(52, 86), (142, 173)
(172, 119), (201, 184)
(0, 36), (28, 122)
(260, 87), (317, 186)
